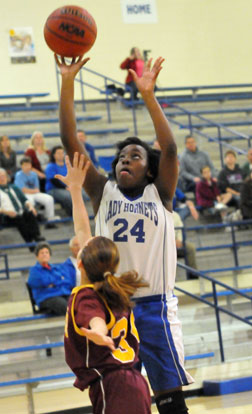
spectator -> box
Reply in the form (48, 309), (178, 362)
(153, 140), (199, 222)
(14, 156), (60, 228)
(179, 135), (217, 193)
(120, 47), (144, 100)
(173, 211), (198, 280)
(0, 168), (44, 250)
(0, 135), (18, 181)
(240, 171), (252, 220)
(77, 129), (99, 168)
(25, 131), (50, 192)
(196, 165), (232, 219)
(63, 235), (81, 286)
(45, 146), (89, 216)
(242, 147), (252, 179)
(28, 242), (76, 315)
(173, 187), (199, 222)
(217, 150), (243, 208)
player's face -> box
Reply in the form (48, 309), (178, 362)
(115, 144), (149, 190)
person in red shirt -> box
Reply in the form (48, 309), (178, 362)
(196, 166), (232, 219)
(57, 154), (151, 414)
(120, 47), (144, 100)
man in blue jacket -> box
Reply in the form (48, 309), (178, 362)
(28, 242), (76, 315)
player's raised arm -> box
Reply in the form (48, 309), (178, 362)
(55, 153), (92, 248)
(55, 55), (107, 213)
(130, 57), (178, 207)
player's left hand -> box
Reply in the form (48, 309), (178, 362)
(129, 56), (164, 94)
(80, 327), (115, 351)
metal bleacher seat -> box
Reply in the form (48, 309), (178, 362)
(25, 282), (41, 315)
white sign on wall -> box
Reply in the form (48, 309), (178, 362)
(9, 27), (36, 64)
(121, 0), (158, 24)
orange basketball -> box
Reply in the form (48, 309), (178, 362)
(44, 5), (97, 58)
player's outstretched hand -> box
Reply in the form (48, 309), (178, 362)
(80, 327), (115, 351)
(55, 152), (90, 190)
(55, 54), (90, 78)
(129, 56), (164, 95)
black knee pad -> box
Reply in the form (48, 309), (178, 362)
(155, 390), (189, 414)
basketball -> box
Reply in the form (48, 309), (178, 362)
(44, 5), (97, 58)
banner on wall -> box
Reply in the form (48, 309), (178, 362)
(9, 27), (36, 64)
(121, 0), (158, 24)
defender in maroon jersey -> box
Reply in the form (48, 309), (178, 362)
(57, 154), (151, 414)
(65, 284), (151, 414)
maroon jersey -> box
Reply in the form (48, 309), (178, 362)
(64, 284), (140, 391)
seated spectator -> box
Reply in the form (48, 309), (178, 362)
(63, 235), (81, 286)
(217, 150), (243, 208)
(14, 156), (60, 228)
(77, 129), (99, 168)
(25, 131), (50, 192)
(120, 47), (144, 100)
(173, 187), (199, 222)
(240, 171), (252, 220)
(0, 168), (45, 250)
(179, 135), (217, 193)
(45, 146), (89, 216)
(242, 147), (252, 179)
(196, 165), (232, 219)
(172, 211), (198, 280)
(28, 242), (76, 315)
(153, 140), (199, 222)
(0, 135), (18, 182)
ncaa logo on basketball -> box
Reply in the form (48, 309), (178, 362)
(58, 23), (85, 38)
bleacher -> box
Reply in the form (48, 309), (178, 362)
(1, 81), (252, 412)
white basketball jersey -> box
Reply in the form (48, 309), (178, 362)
(95, 181), (177, 298)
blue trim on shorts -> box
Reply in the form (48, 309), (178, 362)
(133, 294), (174, 303)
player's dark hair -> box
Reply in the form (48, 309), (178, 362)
(80, 236), (148, 311)
(111, 137), (160, 183)
(50, 145), (64, 163)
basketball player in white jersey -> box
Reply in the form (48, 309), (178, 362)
(56, 54), (194, 414)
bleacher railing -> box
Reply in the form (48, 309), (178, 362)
(55, 60), (139, 134)
(1, 219), (252, 279)
(179, 218), (252, 272)
(164, 104), (251, 166)
(175, 261), (252, 363)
